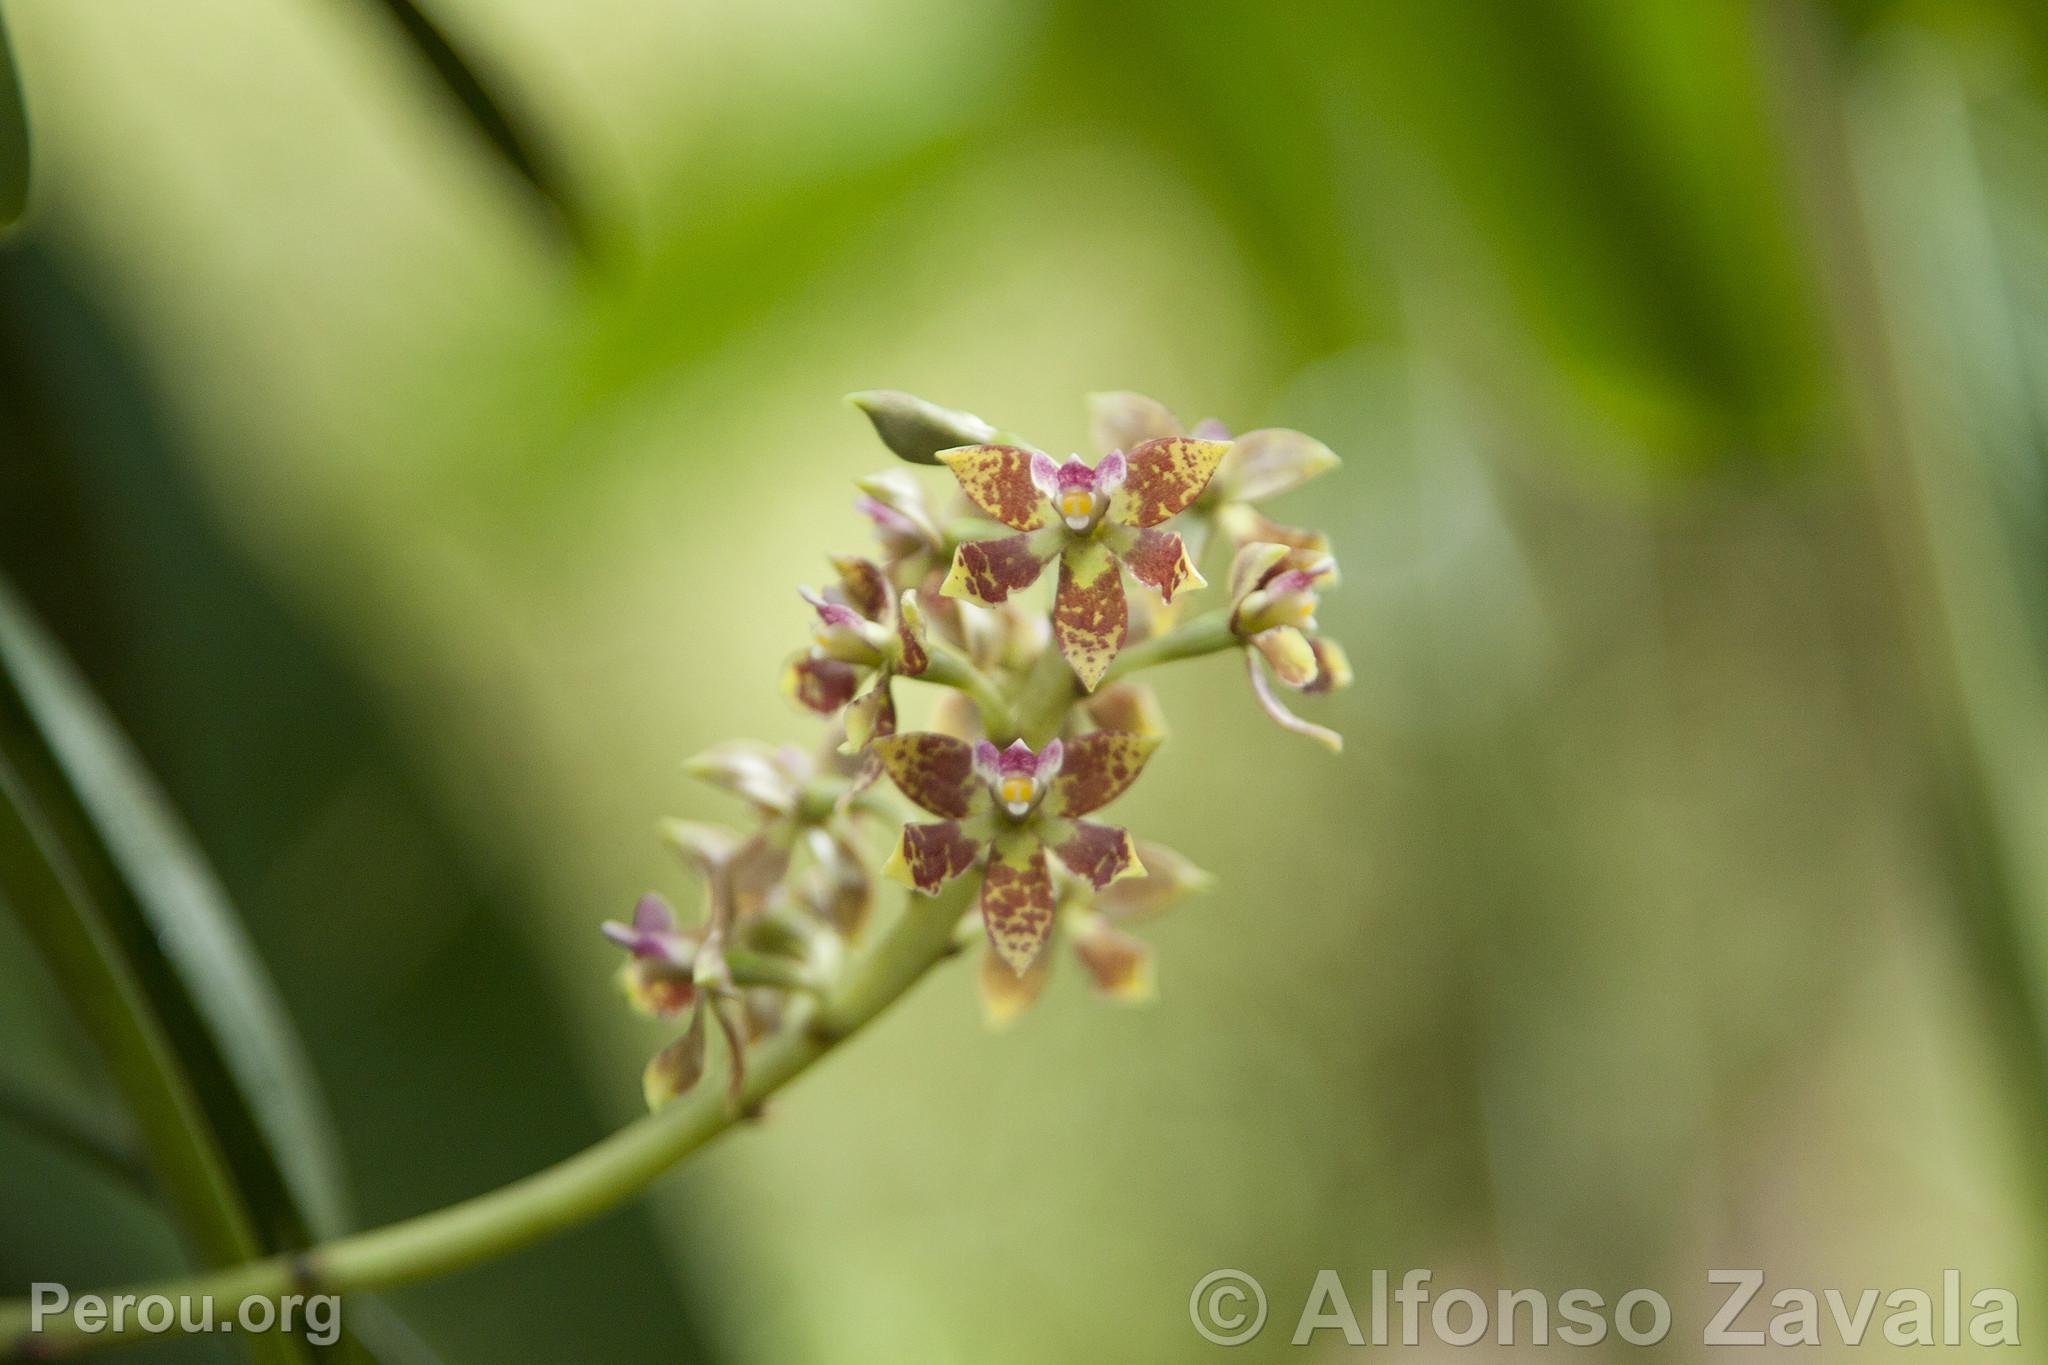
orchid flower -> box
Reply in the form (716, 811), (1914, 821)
(873, 731), (1159, 972)
(1228, 541), (1352, 751)
(1088, 390), (1338, 553)
(783, 554), (931, 755)
(937, 440), (1229, 689)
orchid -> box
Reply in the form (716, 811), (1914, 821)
(938, 439), (1229, 689)
(1228, 540), (1352, 751)
(0, 385), (1359, 1355)
(783, 554), (930, 755)
(1088, 390), (1339, 554)
(874, 731), (1158, 972)
(595, 389), (1347, 1111)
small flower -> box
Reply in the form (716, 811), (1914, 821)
(854, 469), (947, 584)
(1227, 541), (1351, 752)
(680, 738), (876, 933)
(782, 555), (931, 755)
(1087, 391), (1338, 552)
(873, 730), (1160, 972)
(977, 838), (1215, 1026)
(602, 884), (754, 1111)
(938, 439), (1228, 689)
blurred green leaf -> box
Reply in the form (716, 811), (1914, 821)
(0, 1), (28, 227)
(0, 579), (337, 1362)
(358, 0), (578, 248)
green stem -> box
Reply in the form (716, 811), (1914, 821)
(0, 878), (976, 1359)
(1101, 611), (1237, 686)
(1014, 611), (1240, 743)
(915, 645), (1015, 739)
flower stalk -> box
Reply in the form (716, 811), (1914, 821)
(3, 386), (1349, 1359)
(0, 878), (978, 1359)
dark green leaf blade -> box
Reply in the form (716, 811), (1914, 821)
(360, 0), (579, 248)
(0, 1), (29, 227)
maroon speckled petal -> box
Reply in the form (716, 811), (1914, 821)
(1048, 730), (1160, 817)
(982, 829), (1056, 975)
(783, 655), (861, 714)
(938, 444), (1054, 530)
(889, 820), (985, 893)
(1116, 526), (1203, 603)
(1110, 436), (1229, 528)
(1048, 819), (1143, 889)
(1053, 540), (1128, 691)
(943, 533), (1053, 607)
(871, 732), (986, 817)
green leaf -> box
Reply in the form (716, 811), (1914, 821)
(359, 0), (579, 249)
(0, 0), (29, 227)
(0, 579), (344, 1361)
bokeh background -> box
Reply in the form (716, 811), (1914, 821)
(5, 0), (2048, 1360)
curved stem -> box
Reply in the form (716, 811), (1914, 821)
(1100, 612), (1237, 687)
(0, 878), (976, 1360)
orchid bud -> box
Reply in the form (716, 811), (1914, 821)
(800, 588), (889, 665)
(848, 390), (999, 465)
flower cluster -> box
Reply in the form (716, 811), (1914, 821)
(603, 390), (1350, 1107)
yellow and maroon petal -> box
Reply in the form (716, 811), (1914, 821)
(882, 819), (985, 893)
(895, 589), (930, 676)
(871, 731), (986, 817)
(829, 554), (892, 621)
(938, 444), (1054, 530)
(1108, 436), (1230, 528)
(1114, 526), (1204, 603)
(979, 942), (1051, 1027)
(1072, 918), (1156, 1003)
(942, 533), (1054, 607)
(841, 676), (897, 753)
(782, 654), (861, 714)
(1048, 819), (1145, 889)
(1053, 539), (1128, 691)
(1047, 729), (1161, 816)
(1086, 390), (1184, 455)
(981, 829), (1056, 974)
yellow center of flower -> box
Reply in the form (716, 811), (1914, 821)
(1058, 489), (1095, 522)
(999, 775), (1036, 809)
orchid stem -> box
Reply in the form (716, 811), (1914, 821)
(0, 878), (979, 1360)
(916, 646), (1014, 738)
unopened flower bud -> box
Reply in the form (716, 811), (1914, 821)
(848, 390), (998, 465)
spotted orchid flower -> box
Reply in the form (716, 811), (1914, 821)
(938, 439), (1229, 689)
(1088, 391), (1338, 553)
(873, 730), (1160, 973)
(783, 555), (931, 756)
(1228, 541), (1352, 752)
(978, 838), (1215, 1026)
